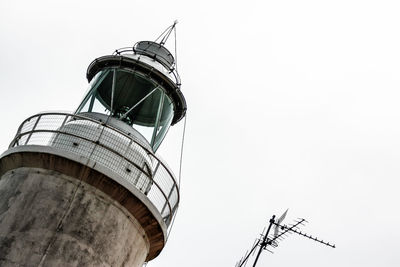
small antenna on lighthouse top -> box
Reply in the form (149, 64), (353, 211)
(156, 20), (178, 46)
(158, 21), (179, 73)
(160, 20), (178, 45)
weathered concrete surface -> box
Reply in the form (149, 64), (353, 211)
(0, 150), (166, 260)
(0, 167), (149, 267)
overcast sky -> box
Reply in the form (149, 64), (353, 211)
(1, 0), (400, 266)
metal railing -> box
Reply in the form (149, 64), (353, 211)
(9, 112), (179, 228)
(113, 47), (181, 86)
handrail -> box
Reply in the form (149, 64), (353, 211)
(9, 112), (180, 228)
(12, 111), (179, 189)
(112, 47), (181, 86)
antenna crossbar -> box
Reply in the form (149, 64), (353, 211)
(235, 210), (336, 267)
(270, 218), (305, 245)
(273, 222), (336, 248)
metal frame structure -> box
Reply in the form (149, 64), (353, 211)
(87, 45), (186, 126)
(236, 213), (336, 267)
(9, 112), (180, 228)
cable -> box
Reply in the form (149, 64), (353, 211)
(178, 114), (187, 188)
(160, 20), (178, 45)
(174, 24), (179, 75)
(154, 24), (173, 43)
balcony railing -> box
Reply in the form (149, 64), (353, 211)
(9, 112), (179, 228)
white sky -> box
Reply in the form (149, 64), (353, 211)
(1, 0), (400, 266)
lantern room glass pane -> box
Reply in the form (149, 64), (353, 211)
(75, 68), (174, 151)
(76, 69), (111, 115)
(153, 95), (174, 151)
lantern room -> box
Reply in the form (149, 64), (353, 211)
(76, 40), (186, 152)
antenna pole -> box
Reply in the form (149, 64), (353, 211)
(253, 215), (275, 267)
(237, 240), (259, 267)
(236, 211), (335, 267)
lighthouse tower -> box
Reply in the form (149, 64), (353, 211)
(0, 27), (186, 266)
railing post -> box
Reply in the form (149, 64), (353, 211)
(24, 115), (42, 145)
(53, 114), (70, 141)
(160, 185), (175, 217)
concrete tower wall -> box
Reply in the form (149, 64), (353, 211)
(0, 36), (185, 265)
(0, 167), (149, 267)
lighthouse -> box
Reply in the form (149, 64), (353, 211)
(0, 25), (186, 266)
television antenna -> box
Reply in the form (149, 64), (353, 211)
(235, 210), (335, 267)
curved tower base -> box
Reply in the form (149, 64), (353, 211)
(0, 167), (149, 267)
